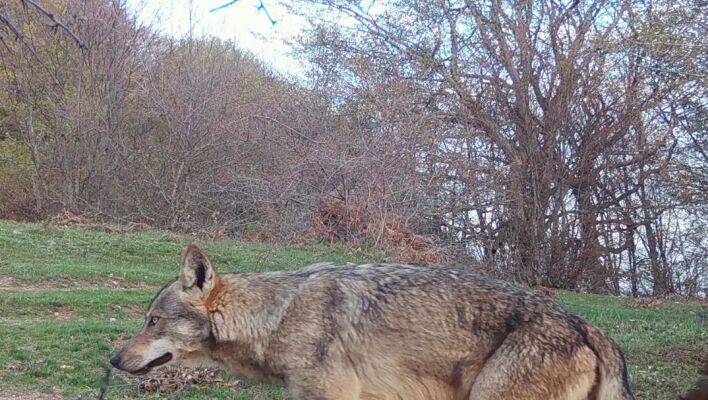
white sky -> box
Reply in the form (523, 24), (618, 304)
(125, 0), (306, 76)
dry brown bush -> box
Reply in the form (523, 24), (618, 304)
(48, 209), (151, 233)
(0, 168), (38, 221)
(629, 298), (665, 310)
(305, 194), (446, 265)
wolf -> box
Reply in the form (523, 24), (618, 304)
(110, 245), (634, 400)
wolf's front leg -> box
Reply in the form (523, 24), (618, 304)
(287, 371), (361, 400)
(287, 385), (360, 400)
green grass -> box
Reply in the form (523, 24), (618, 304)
(0, 220), (705, 399)
(0, 222), (377, 284)
(558, 292), (706, 399)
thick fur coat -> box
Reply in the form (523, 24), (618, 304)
(111, 246), (634, 400)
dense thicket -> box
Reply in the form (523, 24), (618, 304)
(0, 0), (342, 233)
(0, 0), (704, 296)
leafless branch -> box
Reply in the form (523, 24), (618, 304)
(19, 0), (86, 49)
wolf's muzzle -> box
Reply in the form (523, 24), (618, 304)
(109, 352), (173, 374)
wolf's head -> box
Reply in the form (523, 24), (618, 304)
(110, 245), (221, 374)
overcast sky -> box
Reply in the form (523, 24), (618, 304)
(125, 0), (306, 75)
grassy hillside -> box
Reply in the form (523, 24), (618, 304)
(0, 221), (704, 399)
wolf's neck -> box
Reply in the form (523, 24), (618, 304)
(207, 273), (295, 362)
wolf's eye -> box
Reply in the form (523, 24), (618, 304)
(148, 316), (160, 326)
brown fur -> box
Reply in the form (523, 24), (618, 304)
(111, 246), (635, 399)
(680, 363), (708, 400)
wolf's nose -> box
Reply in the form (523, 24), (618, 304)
(109, 353), (121, 368)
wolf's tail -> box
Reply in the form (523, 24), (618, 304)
(585, 324), (635, 400)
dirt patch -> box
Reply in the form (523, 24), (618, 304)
(4, 360), (23, 372)
(111, 304), (146, 318)
(50, 305), (72, 320)
(0, 388), (61, 400)
(0, 278), (158, 291)
(660, 344), (708, 367)
(101, 279), (157, 290)
(0, 277), (14, 287)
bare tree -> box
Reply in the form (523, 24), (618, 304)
(293, 0), (706, 293)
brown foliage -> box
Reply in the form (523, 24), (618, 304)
(629, 298), (665, 310)
(305, 195), (445, 264)
(534, 287), (558, 299)
(49, 209), (151, 233)
(127, 367), (239, 393)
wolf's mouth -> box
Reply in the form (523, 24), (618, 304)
(131, 352), (173, 375)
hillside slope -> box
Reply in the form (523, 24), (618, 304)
(0, 221), (704, 399)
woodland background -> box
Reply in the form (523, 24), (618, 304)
(0, 0), (705, 296)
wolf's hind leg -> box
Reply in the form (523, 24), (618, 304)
(468, 326), (598, 400)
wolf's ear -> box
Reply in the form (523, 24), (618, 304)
(180, 245), (216, 293)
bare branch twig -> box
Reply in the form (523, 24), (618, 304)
(20, 0), (86, 49)
(209, 0), (240, 13)
(210, 0), (277, 25)
(0, 13), (23, 40)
